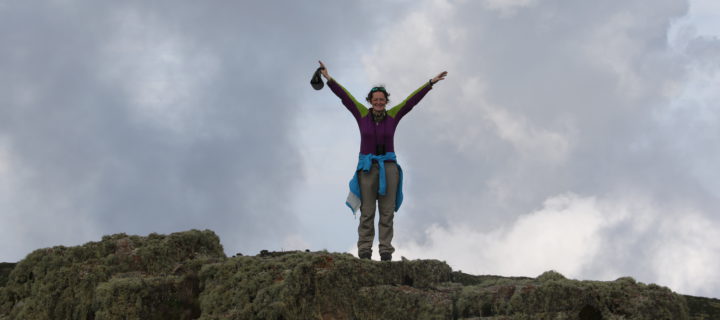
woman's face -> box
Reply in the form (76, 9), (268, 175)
(370, 92), (387, 111)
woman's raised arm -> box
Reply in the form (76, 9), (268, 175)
(320, 60), (368, 121)
(387, 71), (448, 120)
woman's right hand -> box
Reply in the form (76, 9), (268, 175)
(318, 60), (331, 80)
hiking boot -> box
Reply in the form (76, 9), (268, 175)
(359, 251), (371, 260)
(380, 253), (392, 261)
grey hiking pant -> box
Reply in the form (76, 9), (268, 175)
(357, 162), (398, 255)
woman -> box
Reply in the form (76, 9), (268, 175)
(319, 60), (447, 261)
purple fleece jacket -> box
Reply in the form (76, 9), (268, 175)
(327, 79), (433, 154)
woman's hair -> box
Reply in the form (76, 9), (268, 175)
(366, 86), (390, 103)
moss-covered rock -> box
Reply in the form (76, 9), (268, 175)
(94, 273), (200, 320)
(0, 230), (718, 320)
(197, 251), (695, 320)
(686, 295), (720, 320)
(355, 285), (454, 319)
(198, 251), (453, 319)
(451, 271), (691, 320)
(0, 229), (224, 319)
(0, 263), (15, 288)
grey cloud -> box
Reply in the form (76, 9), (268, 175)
(0, 1), (400, 260)
(375, 0), (699, 232)
(4, 0), (719, 298)
(358, 0), (720, 296)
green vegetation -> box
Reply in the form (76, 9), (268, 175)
(0, 229), (223, 320)
(198, 252), (452, 319)
(686, 295), (720, 320)
(0, 263), (15, 288)
(94, 273), (200, 320)
(0, 230), (717, 319)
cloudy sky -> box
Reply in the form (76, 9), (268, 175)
(1, 0), (719, 297)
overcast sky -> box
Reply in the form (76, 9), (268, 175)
(1, 0), (719, 298)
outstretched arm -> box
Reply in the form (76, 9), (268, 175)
(320, 60), (368, 120)
(388, 71), (448, 120)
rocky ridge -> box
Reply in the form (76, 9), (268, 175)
(0, 230), (718, 319)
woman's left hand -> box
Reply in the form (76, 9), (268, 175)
(431, 71), (448, 84)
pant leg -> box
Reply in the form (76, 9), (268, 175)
(377, 162), (398, 255)
(357, 164), (379, 254)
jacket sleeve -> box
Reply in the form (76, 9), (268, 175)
(387, 81), (433, 121)
(327, 78), (368, 121)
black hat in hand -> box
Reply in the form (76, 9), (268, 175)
(311, 67), (324, 90)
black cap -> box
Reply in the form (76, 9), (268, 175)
(311, 67), (324, 90)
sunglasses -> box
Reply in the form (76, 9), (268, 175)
(370, 87), (387, 93)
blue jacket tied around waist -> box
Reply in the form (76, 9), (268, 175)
(346, 152), (404, 214)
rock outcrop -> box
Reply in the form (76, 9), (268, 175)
(0, 230), (717, 319)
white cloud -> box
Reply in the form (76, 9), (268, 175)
(396, 193), (608, 277)
(663, 1), (720, 201)
(651, 211), (720, 296)
(282, 234), (311, 251)
(361, 0), (460, 93)
(396, 192), (720, 296)
(686, 0), (720, 38)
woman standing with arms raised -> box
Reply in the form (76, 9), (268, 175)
(318, 61), (447, 261)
